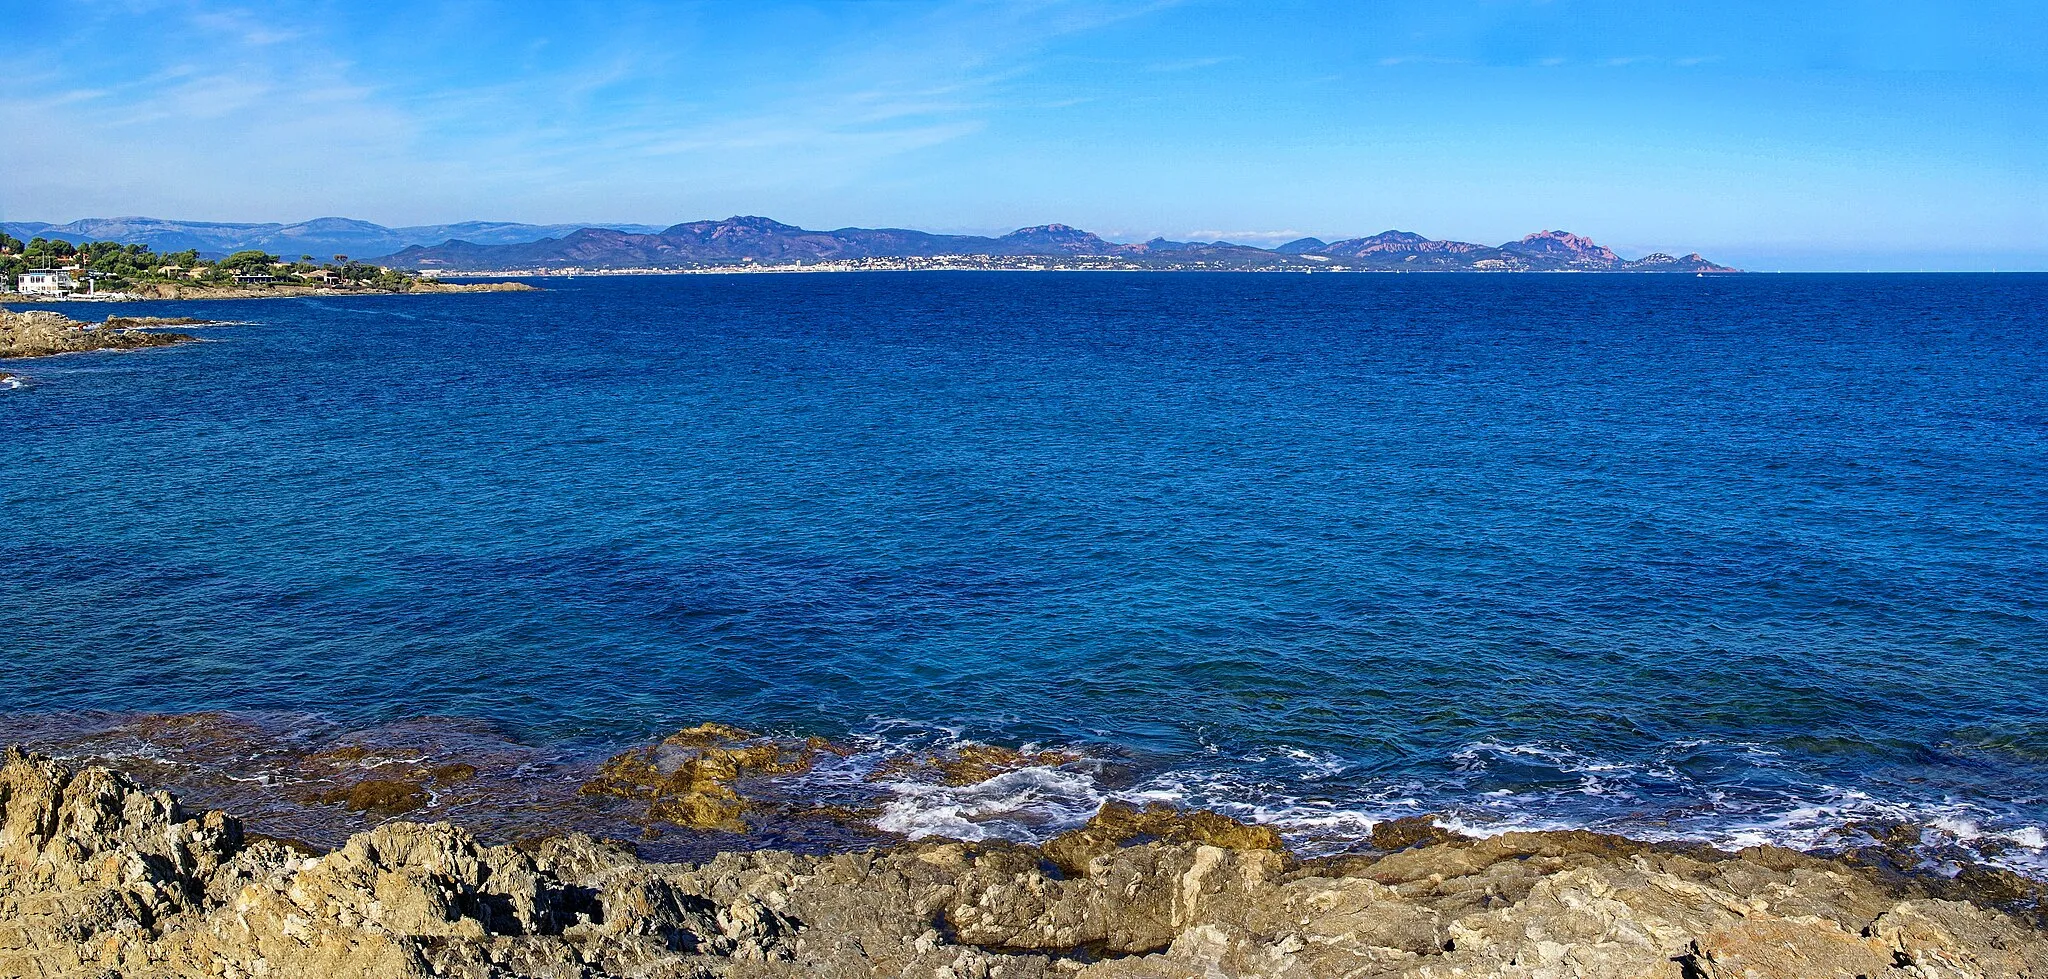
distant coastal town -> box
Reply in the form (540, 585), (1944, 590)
(448, 254), (1343, 276)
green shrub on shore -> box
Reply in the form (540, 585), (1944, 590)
(0, 234), (424, 292)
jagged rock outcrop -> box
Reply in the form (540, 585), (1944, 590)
(0, 309), (199, 359)
(4, 749), (2043, 978)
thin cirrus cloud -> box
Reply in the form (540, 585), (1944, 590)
(4, 1), (1126, 222)
(1143, 56), (1241, 73)
(1185, 230), (1317, 245)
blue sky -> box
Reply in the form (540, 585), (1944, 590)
(3, 1), (2043, 269)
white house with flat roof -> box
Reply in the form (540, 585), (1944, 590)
(17, 269), (78, 296)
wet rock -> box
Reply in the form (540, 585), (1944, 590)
(1043, 800), (1286, 875)
(579, 723), (824, 832)
(299, 740), (498, 817)
(1370, 813), (1469, 852)
(871, 743), (1086, 787)
(313, 777), (431, 814)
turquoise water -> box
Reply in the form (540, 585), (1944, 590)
(3, 273), (2045, 863)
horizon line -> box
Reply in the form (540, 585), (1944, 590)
(4, 213), (2042, 273)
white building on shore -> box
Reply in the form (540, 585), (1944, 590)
(17, 269), (79, 296)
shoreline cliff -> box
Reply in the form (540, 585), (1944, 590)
(4, 747), (2042, 978)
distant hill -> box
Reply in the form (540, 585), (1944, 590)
(6, 214), (1738, 272)
(374, 216), (1737, 272)
(0, 217), (664, 260)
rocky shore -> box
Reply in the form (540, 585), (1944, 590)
(0, 308), (203, 366)
(121, 279), (537, 300)
(5, 748), (2044, 979)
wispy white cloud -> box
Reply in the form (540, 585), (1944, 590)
(1184, 229), (1315, 244)
(0, 0), (1161, 223)
(2, 0), (2037, 267)
(1377, 55), (1469, 67)
(186, 8), (303, 46)
(1143, 55), (1239, 73)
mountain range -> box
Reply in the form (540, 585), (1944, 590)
(379, 217), (1736, 272)
(5, 215), (1736, 272)
(1, 216), (665, 261)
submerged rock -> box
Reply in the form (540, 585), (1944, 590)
(579, 723), (830, 832)
(1368, 813), (1468, 852)
(311, 777), (431, 814)
(7, 749), (2046, 978)
(871, 742), (1087, 787)
(299, 744), (487, 815)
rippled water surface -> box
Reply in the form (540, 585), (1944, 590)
(4, 273), (2045, 864)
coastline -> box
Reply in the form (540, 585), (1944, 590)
(6, 746), (2043, 977)
(11, 710), (2047, 888)
(0, 308), (206, 365)
(425, 262), (1742, 277)
(0, 281), (533, 379)
(101, 279), (540, 300)
(8, 274), (2045, 976)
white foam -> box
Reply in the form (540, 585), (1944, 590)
(873, 766), (1104, 841)
(2006, 827), (2048, 849)
(781, 725), (2048, 878)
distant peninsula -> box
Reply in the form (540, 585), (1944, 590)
(381, 217), (1738, 274)
(0, 233), (535, 301)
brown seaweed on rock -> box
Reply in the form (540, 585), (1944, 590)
(0, 711), (589, 849)
(579, 723), (837, 832)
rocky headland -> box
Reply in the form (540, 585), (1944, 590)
(0, 310), (204, 382)
(5, 744), (2045, 979)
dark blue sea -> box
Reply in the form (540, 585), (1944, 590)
(4, 272), (2046, 868)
